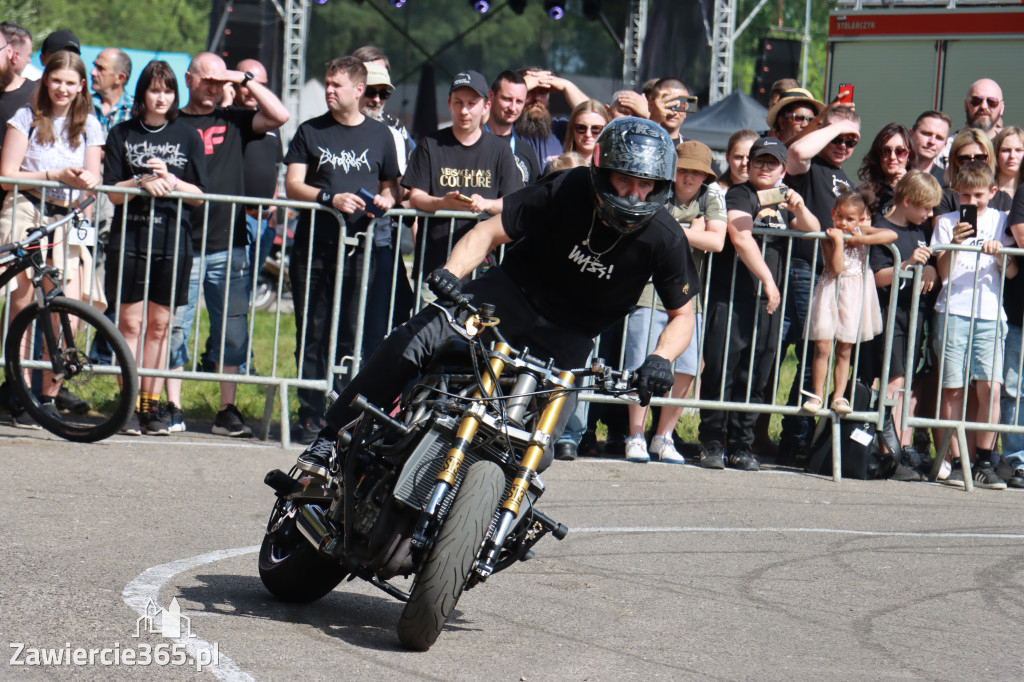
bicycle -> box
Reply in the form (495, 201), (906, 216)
(1, 196), (138, 442)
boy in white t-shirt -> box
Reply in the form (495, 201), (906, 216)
(931, 161), (1018, 489)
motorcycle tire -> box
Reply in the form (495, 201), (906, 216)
(258, 503), (347, 603)
(397, 460), (504, 651)
(253, 271), (276, 310)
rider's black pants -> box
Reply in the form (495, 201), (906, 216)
(321, 266), (594, 471)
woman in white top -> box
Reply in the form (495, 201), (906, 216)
(0, 49), (104, 314)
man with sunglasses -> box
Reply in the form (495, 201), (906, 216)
(765, 88), (824, 144)
(937, 79), (1005, 169)
(774, 105), (860, 463)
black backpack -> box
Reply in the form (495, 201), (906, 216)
(804, 382), (900, 480)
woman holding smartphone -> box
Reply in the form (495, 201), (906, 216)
(0, 50), (104, 424)
(103, 60), (207, 435)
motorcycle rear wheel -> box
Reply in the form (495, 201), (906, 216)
(258, 502), (347, 603)
(397, 461), (504, 651)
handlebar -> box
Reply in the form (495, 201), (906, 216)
(0, 195), (95, 258)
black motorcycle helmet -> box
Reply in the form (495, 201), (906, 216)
(590, 116), (676, 235)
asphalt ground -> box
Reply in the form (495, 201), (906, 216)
(1, 425), (1021, 680)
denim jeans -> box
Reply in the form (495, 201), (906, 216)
(169, 246), (251, 369)
(1000, 323), (1024, 470)
(246, 214), (275, 295)
(779, 259), (816, 449)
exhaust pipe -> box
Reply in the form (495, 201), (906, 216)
(296, 504), (339, 555)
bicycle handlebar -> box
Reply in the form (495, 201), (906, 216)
(0, 195), (96, 257)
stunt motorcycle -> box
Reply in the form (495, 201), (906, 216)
(258, 295), (637, 650)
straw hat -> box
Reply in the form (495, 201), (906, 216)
(765, 88), (825, 128)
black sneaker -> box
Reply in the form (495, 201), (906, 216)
(1008, 468), (1024, 489)
(291, 417), (321, 445)
(699, 440), (726, 469)
(55, 386), (90, 414)
(11, 407), (42, 430)
(891, 464), (924, 482)
(728, 449), (760, 471)
(554, 441), (578, 461)
(942, 459), (966, 488)
(972, 462), (1007, 490)
(165, 402), (186, 433)
(296, 435), (335, 478)
(140, 407), (170, 436)
(212, 404), (253, 438)
(119, 411), (142, 436)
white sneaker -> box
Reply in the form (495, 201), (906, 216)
(649, 434), (686, 464)
(938, 458), (952, 481)
(625, 434), (650, 463)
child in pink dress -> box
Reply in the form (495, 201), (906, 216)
(803, 189), (896, 414)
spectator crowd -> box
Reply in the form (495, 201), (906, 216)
(1, 24), (1023, 492)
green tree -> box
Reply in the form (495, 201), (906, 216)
(3, 0), (209, 55)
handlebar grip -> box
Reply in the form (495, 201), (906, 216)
(77, 195), (95, 211)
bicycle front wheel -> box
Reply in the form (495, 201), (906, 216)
(5, 296), (138, 442)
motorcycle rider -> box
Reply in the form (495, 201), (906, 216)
(296, 116), (702, 476)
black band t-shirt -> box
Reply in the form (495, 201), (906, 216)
(284, 113), (400, 255)
(402, 128), (524, 274)
(103, 118), (208, 256)
(785, 156), (851, 264)
(499, 167), (699, 337)
(718, 181), (794, 298)
(179, 107), (259, 252)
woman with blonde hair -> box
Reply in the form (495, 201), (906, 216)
(992, 125), (1023, 210)
(560, 100), (609, 159)
(936, 128), (997, 214)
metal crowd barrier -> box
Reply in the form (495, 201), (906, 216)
(4, 176), (1024, 485)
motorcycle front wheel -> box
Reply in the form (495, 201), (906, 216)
(397, 460), (504, 651)
(258, 500), (347, 603)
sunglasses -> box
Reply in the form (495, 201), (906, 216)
(574, 123), (604, 136)
(749, 157), (782, 170)
(830, 136), (858, 149)
(364, 86), (391, 101)
(882, 146), (909, 159)
(781, 112), (814, 124)
(956, 153), (988, 164)
(968, 96), (1000, 109)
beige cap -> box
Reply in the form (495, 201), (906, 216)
(364, 62), (394, 91)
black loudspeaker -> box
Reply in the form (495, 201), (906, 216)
(208, 0), (282, 93)
(750, 37), (801, 107)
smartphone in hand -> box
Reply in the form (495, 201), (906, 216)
(756, 185), (789, 206)
(455, 193), (474, 204)
(959, 204), (978, 232)
(838, 83), (854, 105)
(358, 188), (381, 217)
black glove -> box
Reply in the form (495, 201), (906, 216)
(426, 268), (462, 303)
(634, 354), (673, 407)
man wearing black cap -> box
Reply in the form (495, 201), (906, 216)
(40, 29), (79, 65)
(698, 137), (819, 472)
(403, 69), (523, 280)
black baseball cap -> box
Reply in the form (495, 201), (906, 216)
(749, 136), (787, 165)
(449, 70), (488, 98)
(42, 30), (80, 56)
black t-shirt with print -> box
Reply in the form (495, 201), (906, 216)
(785, 156), (852, 264)
(103, 118), (208, 256)
(499, 167), (699, 338)
(1003, 190), (1024, 325)
(719, 181), (794, 299)
(492, 130), (540, 185)
(868, 215), (929, 310)
(403, 128), (523, 274)
(284, 113), (399, 254)
(179, 107), (259, 252)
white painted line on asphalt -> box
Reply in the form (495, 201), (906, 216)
(572, 526), (1024, 539)
(123, 546), (260, 681)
